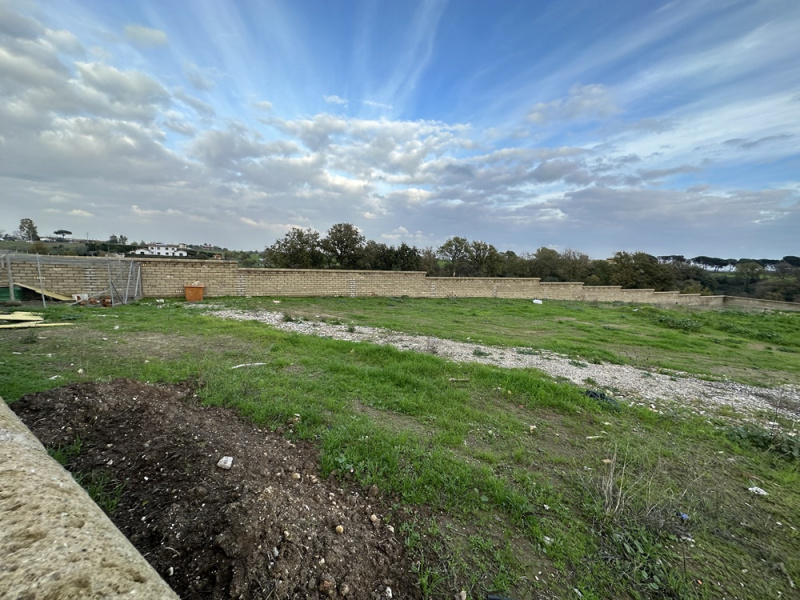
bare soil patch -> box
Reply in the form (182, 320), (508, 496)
(12, 378), (420, 600)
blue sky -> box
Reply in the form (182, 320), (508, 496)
(1, 0), (798, 258)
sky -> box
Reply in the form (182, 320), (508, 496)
(1, 0), (798, 259)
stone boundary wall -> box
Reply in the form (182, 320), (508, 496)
(2, 255), (799, 312)
(0, 398), (179, 599)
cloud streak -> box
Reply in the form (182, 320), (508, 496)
(123, 24), (168, 48)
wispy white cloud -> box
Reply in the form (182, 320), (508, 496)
(123, 24), (168, 48)
(173, 87), (215, 117)
(184, 64), (216, 90)
(69, 208), (93, 217)
(252, 100), (273, 111)
(363, 99), (393, 110)
(368, 0), (449, 113)
(527, 84), (619, 124)
(324, 94), (348, 106)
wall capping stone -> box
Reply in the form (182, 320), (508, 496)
(0, 398), (179, 599)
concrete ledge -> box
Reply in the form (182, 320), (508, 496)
(0, 398), (178, 599)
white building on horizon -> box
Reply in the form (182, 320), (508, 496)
(133, 244), (188, 257)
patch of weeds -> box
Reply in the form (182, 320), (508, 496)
(755, 330), (783, 343)
(473, 348), (491, 357)
(569, 360), (588, 368)
(583, 377), (597, 386)
(515, 347), (539, 356)
(655, 315), (702, 332)
(598, 524), (688, 596)
(469, 534), (494, 552)
(73, 471), (125, 514)
(19, 330), (38, 344)
(48, 438), (124, 514)
(425, 338), (439, 355)
(398, 517), (450, 599)
(346, 323), (357, 333)
(581, 448), (697, 598)
(726, 425), (800, 460)
(48, 436), (83, 466)
(281, 312), (295, 322)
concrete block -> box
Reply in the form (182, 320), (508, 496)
(0, 400), (179, 599)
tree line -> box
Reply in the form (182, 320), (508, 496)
(260, 224), (800, 301)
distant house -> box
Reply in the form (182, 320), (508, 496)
(133, 244), (188, 257)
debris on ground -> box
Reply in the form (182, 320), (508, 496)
(0, 311), (74, 329)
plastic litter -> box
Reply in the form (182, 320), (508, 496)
(748, 486), (768, 496)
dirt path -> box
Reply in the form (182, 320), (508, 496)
(208, 308), (800, 424)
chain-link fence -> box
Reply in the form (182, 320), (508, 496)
(1, 254), (143, 307)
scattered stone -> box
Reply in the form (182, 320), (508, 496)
(216, 456), (233, 470)
(319, 574), (336, 596)
(208, 308), (800, 423)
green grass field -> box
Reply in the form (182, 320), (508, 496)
(234, 296), (800, 386)
(2, 297), (799, 599)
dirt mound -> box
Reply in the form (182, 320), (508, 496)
(12, 379), (420, 599)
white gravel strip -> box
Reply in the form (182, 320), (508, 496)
(207, 308), (800, 425)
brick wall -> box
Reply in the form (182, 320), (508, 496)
(2, 255), (798, 312)
(721, 295), (800, 312)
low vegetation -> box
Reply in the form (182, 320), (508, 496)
(2, 297), (799, 599)
(235, 296), (800, 386)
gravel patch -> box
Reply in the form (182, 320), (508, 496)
(207, 308), (800, 426)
